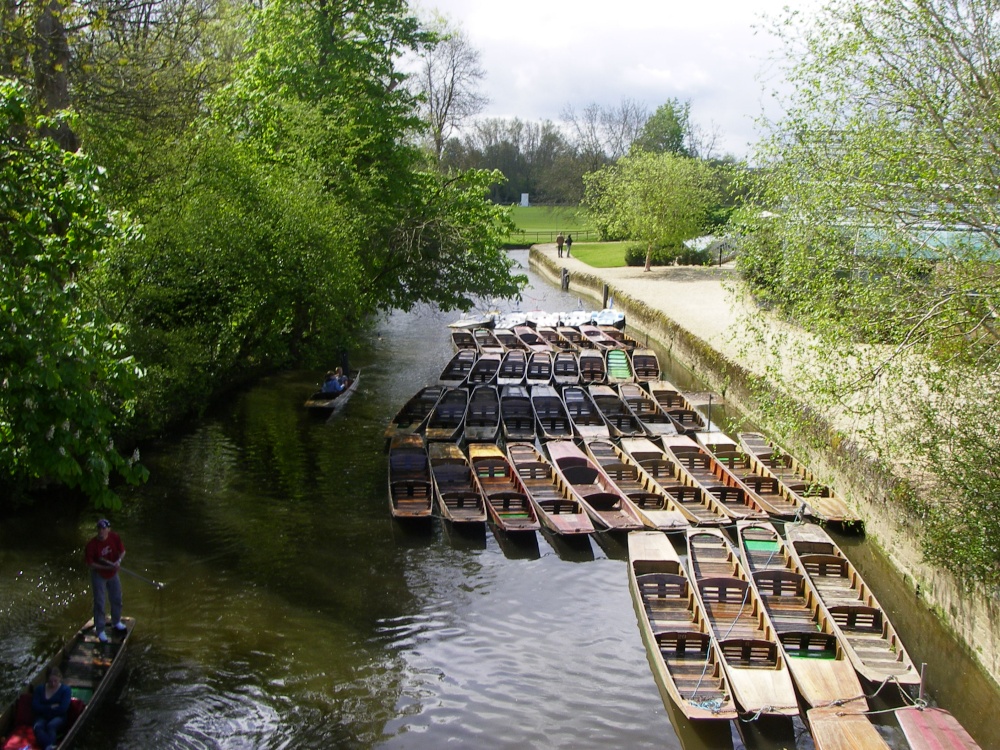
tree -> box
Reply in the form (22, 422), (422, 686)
(584, 151), (718, 269)
(0, 80), (147, 508)
(561, 98), (648, 169)
(632, 98), (691, 156)
(411, 15), (488, 164)
(734, 0), (1000, 586)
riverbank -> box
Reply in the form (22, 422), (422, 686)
(529, 243), (1000, 694)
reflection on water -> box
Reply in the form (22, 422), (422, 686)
(0, 250), (994, 749)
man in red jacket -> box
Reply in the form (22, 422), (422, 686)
(84, 519), (126, 643)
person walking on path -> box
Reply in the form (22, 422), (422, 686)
(565, 234), (573, 258)
(556, 232), (565, 258)
(84, 519), (126, 643)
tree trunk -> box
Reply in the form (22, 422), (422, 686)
(644, 240), (652, 272)
(32, 0), (77, 151)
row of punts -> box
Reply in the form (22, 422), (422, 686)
(629, 528), (981, 749)
(447, 307), (626, 333)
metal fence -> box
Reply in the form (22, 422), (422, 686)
(506, 229), (600, 245)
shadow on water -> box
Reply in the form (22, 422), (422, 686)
(490, 527), (541, 560)
(538, 530), (595, 562)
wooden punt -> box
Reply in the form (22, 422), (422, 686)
(473, 326), (505, 354)
(647, 380), (718, 434)
(464, 350), (501, 388)
(497, 349), (527, 386)
(525, 350), (553, 387)
(808, 706), (892, 750)
(686, 528), (799, 717)
(514, 325), (554, 353)
(384, 385), (445, 443)
(428, 441), (487, 524)
(551, 350), (580, 387)
(627, 531), (738, 720)
(737, 521), (865, 708)
(561, 385), (610, 441)
(630, 349), (661, 382)
(895, 706), (983, 750)
(737, 433), (860, 524)
(304, 371), (361, 416)
(450, 328), (479, 352)
(583, 440), (687, 530)
(467, 443), (541, 533)
(0, 617), (136, 750)
(578, 349), (607, 385)
(438, 349), (478, 387)
(661, 435), (769, 520)
(619, 438), (731, 527)
(545, 439), (646, 531)
(388, 433), (434, 519)
(605, 348), (635, 385)
(493, 328), (529, 352)
(500, 384), (535, 442)
(464, 384), (500, 443)
(619, 382), (679, 440)
(599, 324), (639, 351)
(707, 438), (806, 518)
(589, 384), (648, 438)
(784, 523), (919, 688)
(557, 325), (587, 350)
(530, 384), (574, 440)
(507, 442), (595, 535)
(579, 324), (619, 351)
(538, 326), (579, 352)
(424, 387), (469, 442)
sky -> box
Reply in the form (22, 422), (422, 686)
(414, 0), (806, 159)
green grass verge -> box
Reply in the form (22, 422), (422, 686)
(568, 241), (630, 268)
(509, 205), (591, 232)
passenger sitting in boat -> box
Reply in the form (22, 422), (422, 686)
(322, 367), (347, 394)
(33, 666), (71, 750)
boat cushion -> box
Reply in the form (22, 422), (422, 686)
(3, 725), (35, 750)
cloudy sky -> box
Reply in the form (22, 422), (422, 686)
(416, 0), (812, 159)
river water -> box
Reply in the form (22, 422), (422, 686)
(0, 250), (994, 749)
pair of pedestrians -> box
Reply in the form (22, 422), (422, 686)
(556, 232), (573, 258)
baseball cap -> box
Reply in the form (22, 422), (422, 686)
(97, 519), (111, 529)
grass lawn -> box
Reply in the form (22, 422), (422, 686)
(567, 241), (630, 268)
(509, 205), (591, 233)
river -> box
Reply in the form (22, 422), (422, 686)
(0, 250), (994, 749)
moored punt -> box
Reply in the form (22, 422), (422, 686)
(627, 531), (738, 721)
(439, 349), (478, 387)
(599, 324), (639, 350)
(552, 350), (580, 387)
(579, 324), (619, 350)
(525, 350), (554, 387)
(464, 351), (502, 388)
(493, 328), (529, 351)
(428, 441), (487, 524)
(304, 371), (361, 417)
(895, 706), (983, 750)
(450, 328), (479, 352)
(647, 380), (717, 434)
(513, 325), (554, 353)
(388, 433), (434, 519)
(557, 325), (587, 349)
(464, 385), (501, 443)
(500, 384), (536, 442)
(545, 439), (646, 531)
(784, 523), (919, 689)
(497, 349), (527, 386)
(631, 349), (661, 382)
(686, 528), (799, 717)
(578, 349), (607, 385)
(618, 383), (679, 441)
(384, 385), (445, 444)
(661, 435), (769, 521)
(584, 440), (687, 530)
(473, 326), (505, 354)
(561, 385), (610, 441)
(605, 348), (635, 384)
(467, 443), (541, 533)
(589, 384), (649, 438)
(593, 307), (626, 328)
(530, 384), (574, 441)
(619, 438), (731, 527)
(807, 706), (892, 750)
(448, 311), (496, 329)
(737, 521), (865, 709)
(0, 617), (136, 750)
(538, 326), (579, 352)
(424, 387), (469, 442)
(737, 433), (861, 525)
(708, 439), (806, 518)
(507, 442), (595, 535)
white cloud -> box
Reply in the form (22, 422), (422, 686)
(415, 0), (813, 158)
